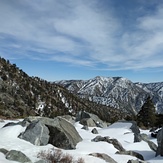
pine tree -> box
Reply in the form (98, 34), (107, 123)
(137, 96), (156, 128)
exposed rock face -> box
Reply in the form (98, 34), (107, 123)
(19, 116), (82, 149)
(156, 127), (163, 156)
(18, 120), (50, 146)
(89, 153), (117, 163)
(6, 150), (31, 163)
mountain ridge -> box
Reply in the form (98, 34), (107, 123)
(56, 76), (163, 114)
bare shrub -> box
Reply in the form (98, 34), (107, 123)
(37, 148), (85, 163)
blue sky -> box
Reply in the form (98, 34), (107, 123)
(0, 0), (163, 83)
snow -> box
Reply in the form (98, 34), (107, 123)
(0, 120), (162, 163)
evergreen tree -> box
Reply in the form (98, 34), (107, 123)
(137, 96), (156, 128)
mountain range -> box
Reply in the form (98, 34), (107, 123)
(56, 76), (163, 114)
(0, 57), (124, 122)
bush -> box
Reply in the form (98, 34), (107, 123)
(37, 148), (85, 163)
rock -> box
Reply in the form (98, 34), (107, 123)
(81, 125), (89, 130)
(116, 150), (144, 160)
(107, 138), (125, 152)
(127, 159), (147, 163)
(6, 150), (32, 163)
(47, 117), (82, 149)
(91, 135), (109, 142)
(19, 120), (50, 146)
(80, 118), (96, 127)
(34, 160), (47, 163)
(156, 127), (163, 156)
(89, 153), (117, 163)
(92, 136), (125, 151)
(18, 116), (82, 149)
(146, 140), (157, 152)
(130, 121), (140, 135)
(76, 111), (107, 128)
(0, 148), (9, 155)
(134, 133), (157, 152)
(61, 115), (75, 124)
(91, 128), (98, 134)
(134, 133), (148, 143)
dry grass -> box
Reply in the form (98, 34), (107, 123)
(37, 148), (85, 163)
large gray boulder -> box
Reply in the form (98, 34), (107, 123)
(6, 150), (31, 163)
(19, 120), (50, 146)
(19, 116), (82, 149)
(47, 116), (82, 149)
(156, 127), (163, 156)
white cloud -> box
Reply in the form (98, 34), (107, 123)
(0, 0), (163, 71)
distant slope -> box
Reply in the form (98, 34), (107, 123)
(0, 57), (125, 122)
(57, 76), (163, 114)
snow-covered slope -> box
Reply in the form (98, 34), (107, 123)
(57, 76), (151, 114)
(0, 119), (162, 163)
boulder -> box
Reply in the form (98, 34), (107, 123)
(91, 128), (98, 134)
(92, 136), (125, 152)
(116, 150), (144, 160)
(92, 135), (110, 142)
(129, 121), (140, 135)
(134, 133), (157, 152)
(76, 111), (107, 128)
(127, 159), (147, 163)
(156, 127), (163, 156)
(19, 120), (50, 146)
(80, 118), (96, 127)
(18, 116), (82, 149)
(81, 125), (89, 130)
(107, 138), (125, 152)
(47, 117), (82, 149)
(89, 153), (117, 163)
(6, 150), (31, 163)
(34, 160), (47, 163)
(61, 115), (75, 124)
(0, 148), (9, 155)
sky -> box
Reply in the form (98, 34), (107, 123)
(0, 0), (163, 83)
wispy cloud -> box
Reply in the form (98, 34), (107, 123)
(0, 0), (163, 72)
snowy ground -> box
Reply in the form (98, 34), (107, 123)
(0, 119), (162, 163)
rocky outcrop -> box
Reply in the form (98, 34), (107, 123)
(6, 150), (31, 163)
(19, 116), (82, 149)
(89, 153), (117, 163)
(92, 136), (125, 152)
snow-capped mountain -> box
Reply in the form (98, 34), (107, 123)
(57, 76), (163, 114)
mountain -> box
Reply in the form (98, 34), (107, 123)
(57, 76), (163, 114)
(0, 57), (125, 122)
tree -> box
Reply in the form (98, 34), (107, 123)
(137, 96), (156, 128)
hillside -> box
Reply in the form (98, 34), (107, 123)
(57, 76), (163, 114)
(0, 57), (124, 122)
